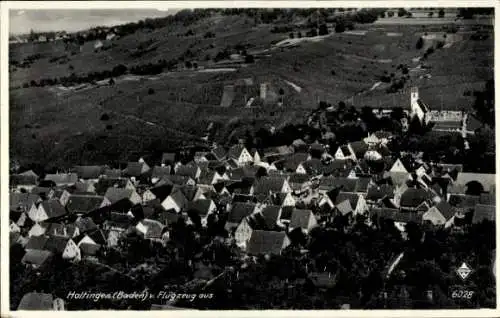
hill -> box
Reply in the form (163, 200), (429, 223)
(9, 9), (494, 169)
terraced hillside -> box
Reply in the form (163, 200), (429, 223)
(9, 9), (494, 170)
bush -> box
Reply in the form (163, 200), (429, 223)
(318, 24), (329, 36)
(438, 9), (445, 18)
(148, 88), (155, 95)
(387, 11), (394, 17)
(289, 32), (294, 39)
(335, 22), (346, 33)
(106, 124), (113, 130)
(397, 8), (408, 17)
(100, 113), (110, 121)
(245, 55), (255, 63)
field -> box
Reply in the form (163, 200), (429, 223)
(9, 11), (494, 169)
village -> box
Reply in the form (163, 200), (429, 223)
(9, 83), (496, 310)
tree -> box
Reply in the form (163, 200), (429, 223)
(428, 11), (434, 17)
(318, 24), (329, 36)
(289, 32), (294, 39)
(148, 88), (155, 95)
(397, 8), (408, 17)
(297, 31), (302, 38)
(335, 22), (346, 33)
(438, 9), (445, 18)
(415, 37), (424, 50)
(245, 54), (255, 64)
(387, 11), (395, 17)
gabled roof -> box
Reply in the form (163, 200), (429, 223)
(253, 176), (287, 195)
(366, 184), (395, 201)
(263, 145), (294, 157)
(336, 200), (353, 215)
(40, 200), (67, 219)
(176, 164), (199, 179)
(159, 175), (192, 186)
(169, 189), (188, 209)
(45, 223), (78, 238)
(227, 202), (256, 224)
(288, 173), (310, 185)
(227, 144), (247, 160)
(10, 192), (40, 211)
(151, 166), (171, 179)
(335, 192), (360, 209)
(371, 208), (421, 223)
(260, 205), (282, 229)
(10, 174), (39, 187)
(149, 184), (174, 202)
(44, 236), (70, 253)
(290, 209), (314, 229)
(102, 168), (123, 178)
(74, 216), (98, 233)
(211, 147), (227, 161)
(104, 188), (135, 204)
(283, 153), (310, 171)
(399, 188), (429, 208)
(25, 235), (49, 250)
(45, 173), (78, 184)
(247, 230), (288, 255)
(187, 199), (214, 216)
(141, 219), (165, 239)
(65, 194), (105, 215)
(80, 243), (101, 256)
(320, 177), (358, 192)
(448, 194), (481, 209)
(435, 201), (455, 220)
(349, 141), (369, 158)
(473, 204), (495, 223)
(124, 162), (150, 177)
(73, 165), (104, 179)
(280, 206), (294, 221)
(161, 153), (176, 165)
(384, 171), (411, 187)
(21, 250), (53, 267)
(198, 170), (218, 185)
(176, 185), (199, 201)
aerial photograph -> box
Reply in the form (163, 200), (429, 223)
(8, 7), (495, 310)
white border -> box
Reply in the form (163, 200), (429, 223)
(1, 1), (499, 317)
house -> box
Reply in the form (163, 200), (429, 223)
(211, 146), (227, 161)
(270, 192), (296, 207)
(28, 200), (67, 223)
(409, 87), (431, 124)
(21, 250), (53, 268)
(102, 168), (123, 178)
(65, 194), (110, 215)
(135, 219), (167, 244)
(348, 141), (369, 161)
(263, 145), (294, 160)
(17, 292), (65, 310)
(161, 188), (188, 213)
(175, 164), (201, 180)
(198, 170), (223, 186)
(73, 180), (97, 193)
(289, 209), (317, 234)
(371, 208), (422, 232)
(30, 187), (55, 199)
(104, 187), (142, 206)
(318, 177), (358, 194)
(79, 243), (101, 261)
(399, 188), (432, 212)
(10, 170), (39, 191)
(253, 176), (291, 196)
(472, 204), (495, 223)
(250, 148), (262, 163)
(186, 199), (217, 227)
(44, 173), (78, 186)
(225, 202), (259, 230)
(74, 216), (98, 234)
(161, 153), (177, 166)
(158, 175), (196, 187)
(73, 165), (104, 181)
(95, 177), (135, 195)
(334, 145), (355, 161)
(124, 161), (151, 178)
(364, 131), (392, 146)
(10, 192), (41, 213)
(75, 229), (107, 247)
(422, 201), (456, 226)
(335, 192), (368, 216)
(245, 230), (290, 255)
(366, 184), (395, 204)
(227, 144), (253, 166)
(260, 205), (283, 229)
(288, 173), (310, 193)
(283, 153), (310, 173)
(151, 166), (172, 184)
(44, 223), (79, 239)
(390, 158), (409, 173)
(448, 194), (481, 215)
(25, 235), (81, 261)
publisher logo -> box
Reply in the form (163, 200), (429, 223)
(456, 262), (472, 281)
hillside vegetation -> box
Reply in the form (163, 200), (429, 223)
(9, 8), (494, 170)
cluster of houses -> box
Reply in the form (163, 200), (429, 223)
(10, 128), (496, 272)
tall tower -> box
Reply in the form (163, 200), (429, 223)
(410, 87), (419, 107)
(260, 83), (267, 100)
